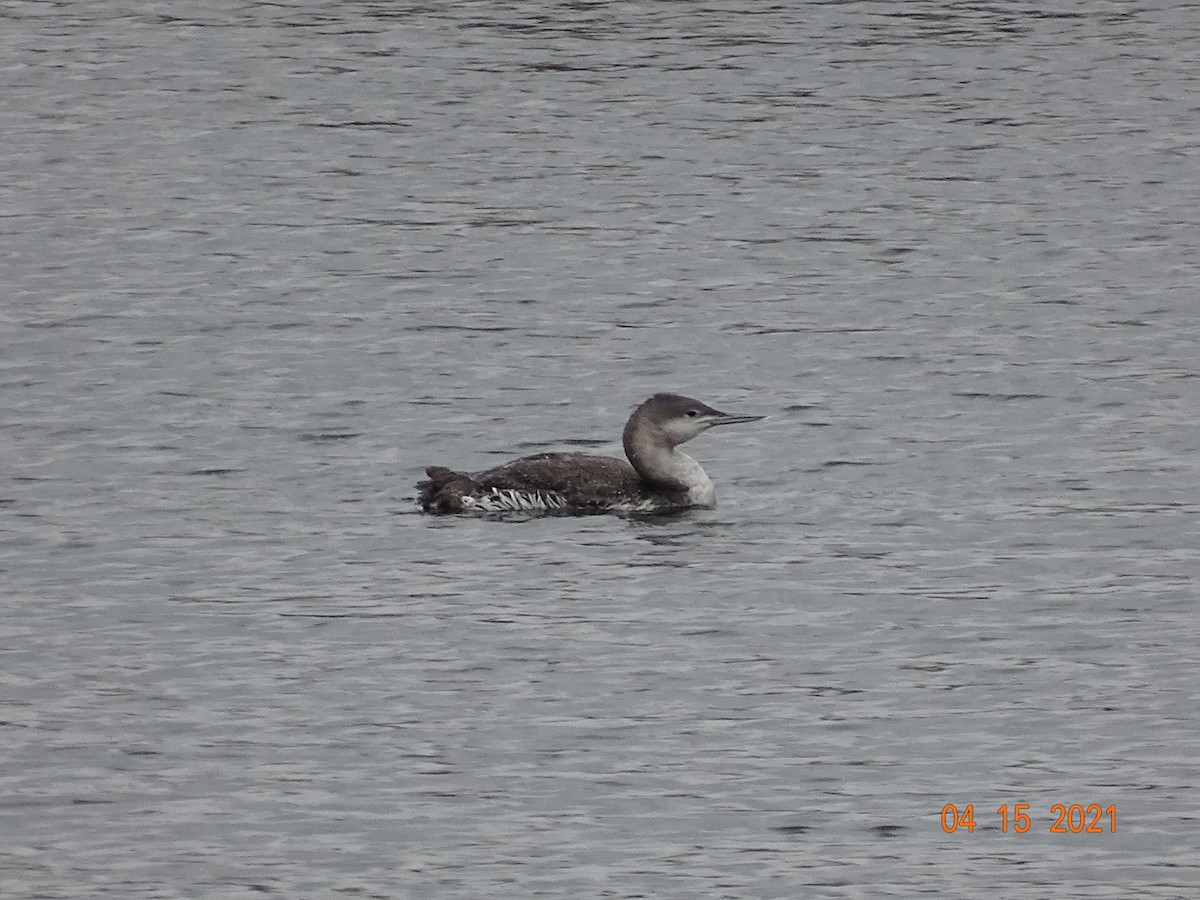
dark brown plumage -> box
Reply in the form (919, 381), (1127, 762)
(417, 452), (681, 514)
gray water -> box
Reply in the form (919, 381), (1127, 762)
(3, 2), (1199, 897)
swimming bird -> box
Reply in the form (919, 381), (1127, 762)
(417, 393), (764, 515)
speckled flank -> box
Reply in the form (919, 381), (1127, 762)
(462, 489), (570, 513)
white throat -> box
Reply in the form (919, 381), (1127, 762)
(628, 439), (715, 506)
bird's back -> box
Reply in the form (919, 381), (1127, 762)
(418, 452), (679, 514)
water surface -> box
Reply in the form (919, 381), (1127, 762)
(2, 3), (1198, 897)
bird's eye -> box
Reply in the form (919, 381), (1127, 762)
(686, 409), (698, 417)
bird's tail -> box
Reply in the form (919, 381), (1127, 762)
(417, 466), (479, 514)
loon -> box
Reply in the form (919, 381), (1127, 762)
(418, 393), (764, 515)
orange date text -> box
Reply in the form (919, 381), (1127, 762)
(941, 803), (1115, 834)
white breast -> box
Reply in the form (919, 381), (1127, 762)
(675, 452), (715, 507)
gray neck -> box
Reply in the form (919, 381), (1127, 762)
(622, 413), (714, 503)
